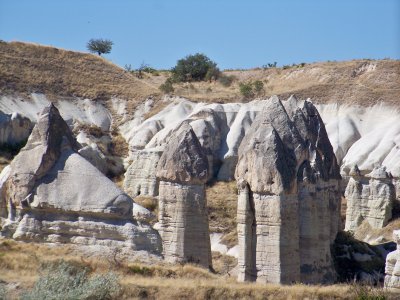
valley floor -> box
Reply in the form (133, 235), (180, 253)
(0, 239), (398, 300)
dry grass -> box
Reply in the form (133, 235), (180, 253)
(355, 218), (400, 243)
(1, 239), (398, 299)
(206, 181), (237, 232)
(0, 41), (159, 101)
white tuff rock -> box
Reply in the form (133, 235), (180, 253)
(385, 230), (400, 290)
(0, 104), (161, 253)
(235, 96), (341, 284)
(345, 165), (395, 231)
(156, 122), (212, 268)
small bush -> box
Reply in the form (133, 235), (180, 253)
(253, 80), (264, 94)
(218, 75), (235, 87)
(171, 53), (219, 82)
(22, 260), (121, 300)
(262, 62), (277, 69)
(239, 82), (254, 99)
(159, 78), (174, 94)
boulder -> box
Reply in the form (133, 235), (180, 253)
(345, 165), (395, 231)
(385, 230), (400, 290)
(156, 122), (211, 268)
(0, 104), (161, 252)
(235, 96), (341, 284)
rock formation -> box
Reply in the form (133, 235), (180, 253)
(345, 165), (395, 231)
(123, 149), (162, 197)
(385, 230), (400, 290)
(0, 104), (161, 253)
(0, 111), (33, 146)
(156, 122), (212, 268)
(235, 96), (341, 284)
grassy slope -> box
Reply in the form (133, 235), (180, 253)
(1, 41), (399, 108)
(0, 41), (158, 103)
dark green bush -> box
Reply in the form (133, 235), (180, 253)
(171, 53), (219, 82)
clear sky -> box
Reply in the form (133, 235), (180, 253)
(0, 0), (399, 70)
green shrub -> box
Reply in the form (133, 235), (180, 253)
(86, 38), (113, 56)
(262, 62), (277, 69)
(239, 82), (254, 99)
(171, 53), (219, 82)
(22, 260), (121, 300)
(253, 80), (264, 95)
(159, 78), (174, 94)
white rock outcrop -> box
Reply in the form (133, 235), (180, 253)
(123, 149), (162, 198)
(156, 122), (212, 268)
(0, 111), (32, 146)
(385, 230), (400, 290)
(0, 104), (161, 253)
(235, 96), (341, 284)
(345, 165), (395, 231)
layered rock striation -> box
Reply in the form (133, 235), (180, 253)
(156, 122), (212, 268)
(123, 149), (162, 198)
(345, 165), (395, 231)
(385, 230), (400, 290)
(0, 104), (161, 252)
(235, 96), (341, 284)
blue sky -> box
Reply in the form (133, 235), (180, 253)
(0, 0), (399, 70)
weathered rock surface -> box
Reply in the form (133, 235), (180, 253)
(385, 230), (400, 290)
(235, 96), (341, 284)
(156, 122), (212, 268)
(0, 111), (33, 146)
(0, 104), (161, 253)
(345, 165), (395, 231)
(123, 149), (162, 198)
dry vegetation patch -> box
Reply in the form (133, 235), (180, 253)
(1, 239), (398, 299)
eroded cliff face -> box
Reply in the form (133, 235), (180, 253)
(345, 165), (395, 232)
(235, 96), (341, 284)
(385, 230), (400, 290)
(0, 104), (161, 253)
(156, 123), (212, 268)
